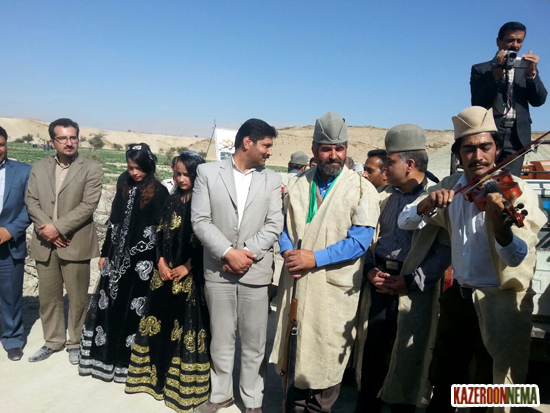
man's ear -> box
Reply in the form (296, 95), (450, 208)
(242, 136), (252, 149)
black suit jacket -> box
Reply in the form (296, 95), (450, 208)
(470, 61), (547, 145)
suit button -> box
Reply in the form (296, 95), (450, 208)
(51, 201), (55, 205)
(234, 227), (237, 231)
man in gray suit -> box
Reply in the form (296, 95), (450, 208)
(25, 118), (102, 364)
(192, 118), (284, 413)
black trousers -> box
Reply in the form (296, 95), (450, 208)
(497, 125), (524, 177)
(426, 283), (493, 413)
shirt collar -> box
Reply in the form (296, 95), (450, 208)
(55, 153), (78, 169)
(231, 156), (255, 175)
(0, 159), (6, 170)
(393, 177), (428, 195)
(315, 169), (336, 187)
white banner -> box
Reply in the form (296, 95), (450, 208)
(214, 127), (238, 161)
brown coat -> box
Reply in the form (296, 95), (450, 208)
(25, 155), (103, 262)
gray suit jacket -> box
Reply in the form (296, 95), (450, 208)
(25, 154), (103, 262)
(191, 158), (284, 285)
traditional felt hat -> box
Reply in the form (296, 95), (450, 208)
(312, 111), (348, 145)
(385, 124), (426, 153)
(452, 106), (497, 140)
(289, 151), (308, 166)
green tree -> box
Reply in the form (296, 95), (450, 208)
(89, 133), (105, 150)
(22, 134), (33, 143)
(113, 143), (123, 151)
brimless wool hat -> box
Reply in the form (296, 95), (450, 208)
(452, 106), (498, 140)
(312, 111), (348, 145)
(385, 124), (426, 153)
(289, 151), (309, 166)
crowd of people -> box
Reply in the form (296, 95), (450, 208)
(0, 21), (547, 413)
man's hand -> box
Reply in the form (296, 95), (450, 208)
(38, 223), (60, 242)
(417, 189), (455, 215)
(0, 227), (12, 245)
(381, 275), (409, 296)
(522, 50), (540, 78)
(492, 49), (508, 80)
(224, 248), (256, 274)
(366, 267), (392, 287)
(52, 235), (70, 248)
(171, 265), (189, 282)
(485, 192), (514, 247)
(98, 257), (106, 271)
(158, 257), (173, 281)
(284, 249), (316, 278)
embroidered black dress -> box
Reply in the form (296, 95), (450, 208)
(79, 172), (169, 382)
(125, 192), (210, 412)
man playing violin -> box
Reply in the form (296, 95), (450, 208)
(398, 106), (546, 413)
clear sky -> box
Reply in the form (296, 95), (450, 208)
(1, 0), (549, 137)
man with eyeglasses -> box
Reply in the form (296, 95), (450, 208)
(25, 118), (103, 364)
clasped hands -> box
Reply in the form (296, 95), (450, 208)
(38, 223), (70, 248)
(222, 248), (257, 274)
(158, 257), (192, 282)
(367, 268), (408, 296)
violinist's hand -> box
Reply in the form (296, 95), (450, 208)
(486, 192), (514, 246)
(417, 189), (455, 215)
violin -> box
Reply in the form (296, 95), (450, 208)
(425, 129), (550, 226)
(463, 170), (528, 227)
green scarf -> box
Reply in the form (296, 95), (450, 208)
(306, 173), (340, 223)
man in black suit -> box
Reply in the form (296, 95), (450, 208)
(470, 21), (547, 176)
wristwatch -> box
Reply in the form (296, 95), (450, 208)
(491, 60), (502, 69)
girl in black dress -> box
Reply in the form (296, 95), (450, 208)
(125, 151), (211, 412)
(79, 143), (169, 383)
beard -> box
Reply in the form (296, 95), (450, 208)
(318, 158), (344, 177)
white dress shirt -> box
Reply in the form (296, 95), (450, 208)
(221, 157), (255, 259)
(398, 174), (528, 288)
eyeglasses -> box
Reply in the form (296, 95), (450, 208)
(54, 136), (79, 143)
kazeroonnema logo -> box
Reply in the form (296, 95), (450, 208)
(452, 385), (540, 407)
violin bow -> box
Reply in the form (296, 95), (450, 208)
(426, 130), (550, 216)
(454, 129), (550, 197)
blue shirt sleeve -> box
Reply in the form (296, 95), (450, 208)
(313, 226), (375, 267)
(278, 221), (294, 254)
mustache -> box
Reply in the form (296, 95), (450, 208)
(467, 161), (491, 168)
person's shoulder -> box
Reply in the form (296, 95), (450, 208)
(78, 155), (103, 171)
(197, 160), (222, 174)
(439, 173), (462, 189)
(472, 61), (492, 72)
(7, 159), (32, 172)
(31, 156), (54, 169)
(263, 167), (282, 181)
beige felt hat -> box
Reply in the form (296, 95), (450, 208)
(385, 124), (426, 153)
(312, 111), (348, 145)
(452, 106), (497, 140)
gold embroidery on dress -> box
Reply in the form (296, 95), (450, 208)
(139, 316), (161, 336)
(197, 329), (207, 354)
(150, 269), (164, 291)
(183, 330), (196, 353)
(125, 385), (164, 400)
(170, 212), (182, 230)
(169, 358), (210, 372)
(171, 319), (183, 342)
(150, 364), (158, 386)
(172, 275), (193, 299)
